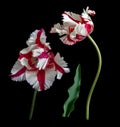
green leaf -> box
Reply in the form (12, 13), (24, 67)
(62, 64), (81, 117)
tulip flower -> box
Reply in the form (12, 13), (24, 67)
(50, 6), (95, 45)
(50, 7), (102, 120)
(10, 29), (70, 120)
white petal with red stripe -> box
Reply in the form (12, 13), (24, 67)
(25, 70), (41, 90)
(44, 68), (56, 90)
(20, 45), (36, 54)
(32, 48), (44, 57)
(50, 7), (95, 45)
(54, 53), (70, 79)
(25, 68), (56, 91)
(50, 23), (68, 36)
(59, 35), (75, 45)
(32, 49), (49, 70)
(26, 29), (51, 50)
(37, 58), (49, 70)
(26, 30), (38, 46)
(19, 58), (32, 70)
(10, 60), (26, 81)
(39, 29), (47, 44)
(62, 11), (81, 25)
(54, 53), (69, 67)
(70, 24), (87, 39)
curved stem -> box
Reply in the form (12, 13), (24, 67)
(86, 35), (102, 120)
(29, 89), (37, 120)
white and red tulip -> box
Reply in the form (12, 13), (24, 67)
(10, 29), (70, 91)
(50, 6), (95, 45)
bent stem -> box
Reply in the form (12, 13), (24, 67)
(29, 89), (37, 120)
(86, 35), (102, 120)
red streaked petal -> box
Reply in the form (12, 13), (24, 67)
(37, 70), (45, 90)
(19, 52), (32, 59)
(63, 12), (80, 24)
(35, 29), (50, 51)
(38, 51), (49, 59)
(44, 68), (56, 90)
(54, 62), (65, 74)
(10, 67), (26, 78)
(85, 23), (92, 34)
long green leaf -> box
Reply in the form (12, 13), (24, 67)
(62, 64), (81, 117)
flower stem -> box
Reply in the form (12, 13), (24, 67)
(29, 89), (37, 120)
(86, 35), (102, 120)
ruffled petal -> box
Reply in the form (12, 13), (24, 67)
(54, 53), (70, 79)
(34, 29), (51, 50)
(20, 44), (36, 54)
(60, 35), (76, 45)
(50, 7), (95, 45)
(39, 28), (47, 44)
(19, 45), (38, 70)
(62, 11), (81, 25)
(82, 7), (95, 21)
(32, 48), (44, 57)
(26, 30), (38, 46)
(44, 68), (56, 90)
(33, 49), (49, 70)
(26, 70), (40, 91)
(85, 6), (96, 16)
(19, 58), (32, 70)
(50, 23), (68, 36)
(26, 68), (56, 91)
(73, 24), (87, 36)
(10, 60), (26, 81)
(26, 29), (51, 50)
(54, 53), (68, 67)
(37, 58), (49, 70)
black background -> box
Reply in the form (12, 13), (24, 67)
(1, 0), (118, 125)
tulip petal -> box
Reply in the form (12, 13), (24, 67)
(10, 60), (26, 81)
(50, 23), (68, 35)
(62, 11), (81, 25)
(26, 30), (38, 46)
(44, 68), (56, 90)
(54, 53), (70, 79)
(26, 70), (40, 91)
(54, 53), (68, 67)
(50, 7), (95, 45)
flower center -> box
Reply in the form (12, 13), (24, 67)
(31, 57), (38, 66)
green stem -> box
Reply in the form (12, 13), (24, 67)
(86, 35), (102, 120)
(29, 89), (37, 120)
